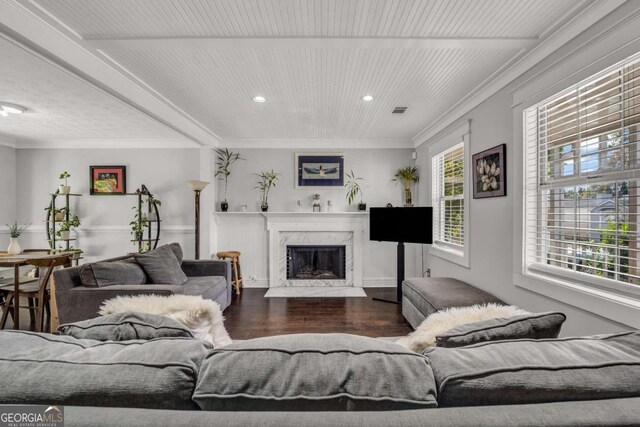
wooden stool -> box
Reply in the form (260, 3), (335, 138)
(216, 251), (242, 296)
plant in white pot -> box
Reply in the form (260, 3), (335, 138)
(57, 215), (80, 240)
(58, 171), (71, 195)
(6, 222), (30, 255)
(255, 169), (280, 212)
(345, 170), (366, 211)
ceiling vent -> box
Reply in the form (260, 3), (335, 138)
(392, 106), (408, 114)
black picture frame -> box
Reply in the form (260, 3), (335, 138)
(295, 153), (345, 188)
(90, 165), (127, 195)
(472, 144), (506, 199)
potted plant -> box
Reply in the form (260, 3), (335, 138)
(146, 196), (161, 221)
(44, 206), (68, 222)
(393, 166), (419, 207)
(130, 206), (149, 252)
(215, 148), (244, 212)
(57, 215), (80, 240)
(255, 169), (280, 212)
(58, 171), (71, 195)
(5, 222), (30, 255)
(345, 170), (366, 211)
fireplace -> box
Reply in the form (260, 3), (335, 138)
(287, 245), (346, 280)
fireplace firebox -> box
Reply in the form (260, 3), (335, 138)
(286, 245), (346, 280)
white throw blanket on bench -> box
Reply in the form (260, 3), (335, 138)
(100, 294), (232, 348)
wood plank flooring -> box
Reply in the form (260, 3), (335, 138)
(224, 288), (412, 340)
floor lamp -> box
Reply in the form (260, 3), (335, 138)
(187, 180), (209, 260)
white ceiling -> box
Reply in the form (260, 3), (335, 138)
(0, 0), (611, 148)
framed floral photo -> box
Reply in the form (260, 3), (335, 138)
(90, 165), (127, 195)
(472, 144), (506, 199)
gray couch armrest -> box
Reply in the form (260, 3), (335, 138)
(181, 259), (233, 306)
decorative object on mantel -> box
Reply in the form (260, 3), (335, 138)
(187, 180), (209, 260)
(215, 148), (244, 212)
(45, 188), (82, 263)
(128, 185), (161, 253)
(90, 166), (127, 195)
(345, 170), (367, 211)
(473, 144), (506, 199)
(393, 166), (419, 207)
(6, 222), (30, 255)
(256, 169), (280, 212)
(312, 193), (321, 212)
(295, 153), (344, 188)
(58, 171), (71, 195)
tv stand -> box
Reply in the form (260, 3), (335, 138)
(373, 241), (404, 304)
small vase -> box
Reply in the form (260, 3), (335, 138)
(404, 188), (413, 207)
(220, 201), (229, 212)
(59, 185), (71, 195)
(59, 230), (70, 240)
(7, 237), (21, 255)
(261, 202), (269, 212)
(358, 203), (367, 211)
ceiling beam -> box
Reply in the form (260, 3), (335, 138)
(83, 36), (538, 51)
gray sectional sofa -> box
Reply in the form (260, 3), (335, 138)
(53, 244), (232, 324)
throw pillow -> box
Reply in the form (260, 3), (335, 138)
(193, 333), (437, 411)
(395, 303), (530, 352)
(134, 245), (188, 285)
(436, 312), (566, 348)
(58, 312), (194, 341)
(78, 261), (147, 287)
(425, 331), (640, 407)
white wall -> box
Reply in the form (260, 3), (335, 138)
(14, 148), (211, 261)
(0, 145), (17, 266)
(415, 3), (640, 336)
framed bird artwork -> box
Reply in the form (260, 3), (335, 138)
(295, 153), (345, 188)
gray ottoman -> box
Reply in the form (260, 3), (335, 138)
(402, 277), (505, 329)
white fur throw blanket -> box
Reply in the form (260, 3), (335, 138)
(100, 294), (232, 348)
(396, 303), (529, 353)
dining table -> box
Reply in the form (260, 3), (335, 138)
(0, 251), (74, 330)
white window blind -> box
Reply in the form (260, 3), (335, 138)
(524, 52), (640, 289)
(432, 142), (465, 248)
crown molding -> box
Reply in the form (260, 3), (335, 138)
(221, 138), (413, 150)
(0, 136), (16, 149)
(0, 1), (221, 147)
(411, 0), (626, 148)
(11, 138), (200, 149)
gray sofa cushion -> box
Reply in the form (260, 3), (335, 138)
(79, 261), (147, 287)
(0, 330), (211, 409)
(135, 245), (187, 285)
(178, 276), (227, 301)
(425, 331), (640, 407)
(436, 312), (566, 348)
(193, 333), (437, 411)
(58, 312), (194, 341)
(167, 242), (184, 264)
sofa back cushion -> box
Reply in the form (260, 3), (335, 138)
(0, 330), (210, 409)
(58, 312), (194, 341)
(79, 261), (147, 287)
(425, 331), (640, 407)
(436, 312), (566, 348)
(135, 245), (187, 285)
(193, 333), (437, 411)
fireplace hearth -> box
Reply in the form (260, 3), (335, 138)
(287, 245), (346, 280)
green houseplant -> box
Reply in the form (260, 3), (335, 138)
(345, 170), (366, 211)
(256, 169), (280, 212)
(57, 215), (80, 240)
(145, 196), (161, 221)
(6, 222), (30, 255)
(215, 148), (244, 212)
(393, 166), (419, 207)
(58, 171), (71, 195)
(130, 205), (149, 252)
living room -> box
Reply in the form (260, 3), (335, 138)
(1, 1), (640, 425)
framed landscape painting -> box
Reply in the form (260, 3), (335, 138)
(472, 144), (506, 199)
(295, 153), (344, 188)
(90, 166), (127, 195)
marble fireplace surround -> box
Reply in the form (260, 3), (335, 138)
(266, 213), (367, 287)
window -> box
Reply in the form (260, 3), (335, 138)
(432, 142), (465, 249)
(524, 52), (640, 292)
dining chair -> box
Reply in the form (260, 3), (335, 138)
(0, 254), (72, 332)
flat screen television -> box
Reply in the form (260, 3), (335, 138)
(369, 207), (433, 244)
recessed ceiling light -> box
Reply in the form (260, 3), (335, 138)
(252, 96), (266, 103)
(362, 95), (374, 102)
(0, 102), (26, 117)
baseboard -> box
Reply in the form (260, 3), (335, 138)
(362, 278), (396, 287)
(243, 279), (269, 288)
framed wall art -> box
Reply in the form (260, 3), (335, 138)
(472, 144), (506, 199)
(90, 165), (127, 195)
(295, 153), (344, 188)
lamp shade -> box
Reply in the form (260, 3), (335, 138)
(187, 180), (209, 191)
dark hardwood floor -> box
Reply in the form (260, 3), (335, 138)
(224, 288), (412, 340)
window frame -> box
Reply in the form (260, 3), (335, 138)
(429, 122), (471, 268)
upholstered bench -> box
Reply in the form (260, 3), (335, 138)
(402, 277), (505, 329)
